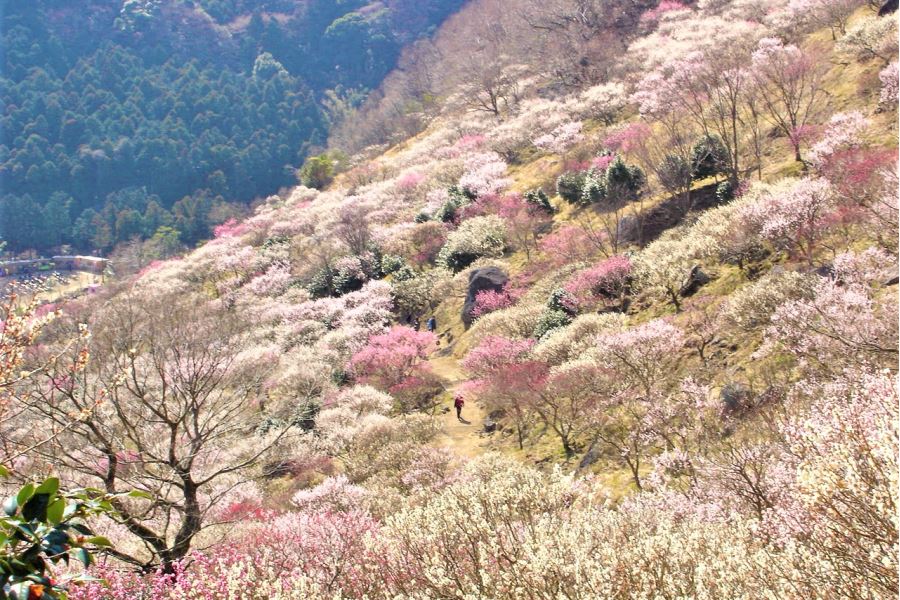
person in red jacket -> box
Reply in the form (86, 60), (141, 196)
(453, 393), (465, 421)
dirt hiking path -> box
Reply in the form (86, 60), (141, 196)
(428, 355), (486, 458)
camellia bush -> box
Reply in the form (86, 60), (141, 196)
(0, 470), (124, 600)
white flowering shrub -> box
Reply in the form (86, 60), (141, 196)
(467, 301), (546, 343)
(329, 384), (394, 417)
(633, 231), (700, 309)
(292, 475), (369, 513)
(575, 82), (627, 124)
(721, 269), (817, 330)
(533, 121), (585, 153)
(533, 313), (627, 366)
(437, 215), (507, 272)
(807, 111), (869, 169)
(835, 15), (897, 62)
(458, 152), (510, 197)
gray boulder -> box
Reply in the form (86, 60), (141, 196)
(578, 443), (601, 470)
(814, 263), (835, 280)
(720, 383), (752, 416)
(462, 266), (509, 326)
(679, 264), (710, 297)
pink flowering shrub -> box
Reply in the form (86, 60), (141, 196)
(639, 1), (689, 29)
(603, 122), (652, 154)
(74, 510), (379, 599)
(471, 288), (517, 318)
(454, 134), (487, 153)
(462, 336), (536, 375)
(395, 171), (426, 191)
(213, 218), (249, 239)
(349, 326), (436, 393)
(563, 255), (632, 310)
(591, 154), (615, 172)
(136, 258), (181, 279)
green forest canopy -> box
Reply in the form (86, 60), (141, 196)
(0, 0), (465, 253)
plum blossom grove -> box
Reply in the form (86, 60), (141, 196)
(1, 0), (897, 598)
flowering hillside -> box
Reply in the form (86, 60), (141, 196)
(2, 0), (898, 598)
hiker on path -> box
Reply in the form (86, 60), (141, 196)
(426, 316), (436, 333)
(413, 317), (420, 331)
(454, 393), (465, 421)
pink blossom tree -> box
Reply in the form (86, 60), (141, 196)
(462, 336), (544, 449)
(467, 330), (616, 458)
(496, 194), (552, 261)
(782, 0), (863, 38)
(820, 148), (898, 247)
(587, 319), (686, 488)
(603, 122), (653, 155)
(751, 38), (828, 162)
(538, 225), (597, 269)
(761, 260), (898, 374)
(742, 177), (836, 265)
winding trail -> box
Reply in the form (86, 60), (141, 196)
(427, 355), (487, 458)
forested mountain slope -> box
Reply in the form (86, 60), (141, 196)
(0, 0), (465, 254)
(2, 0), (898, 598)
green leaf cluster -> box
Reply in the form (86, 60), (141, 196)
(0, 468), (130, 600)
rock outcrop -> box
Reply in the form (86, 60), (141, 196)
(462, 266), (508, 326)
